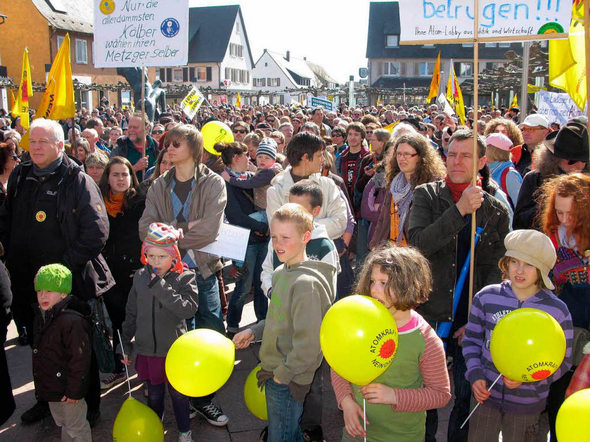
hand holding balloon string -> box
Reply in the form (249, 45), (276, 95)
(341, 395), (368, 438)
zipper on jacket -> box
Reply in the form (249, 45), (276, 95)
(152, 296), (157, 354)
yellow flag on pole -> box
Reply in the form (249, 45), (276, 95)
(446, 59), (466, 125)
(36, 34), (75, 120)
(427, 52), (441, 102)
(510, 94), (518, 108)
(549, 0), (586, 111)
(377, 95), (382, 106)
(11, 48), (33, 130)
(235, 92), (241, 108)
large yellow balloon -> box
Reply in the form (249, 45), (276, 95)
(201, 121), (234, 156)
(165, 329), (235, 397)
(113, 397), (164, 442)
(556, 388), (590, 442)
(244, 365), (267, 420)
(320, 295), (398, 386)
(490, 308), (566, 383)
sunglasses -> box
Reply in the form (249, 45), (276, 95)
(233, 129), (247, 134)
(267, 119), (276, 123)
(165, 140), (182, 148)
(152, 130), (164, 134)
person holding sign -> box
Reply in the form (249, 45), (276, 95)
(462, 230), (573, 441)
(112, 113), (158, 182)
(407, 129), (510, 441)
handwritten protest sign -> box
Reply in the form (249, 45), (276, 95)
(93, 0), (188, 67)
(198, 223), (250, 262)
(399, 0), (572, 43)
(537, 90), (586, 125)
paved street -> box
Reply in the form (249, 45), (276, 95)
(1, 285), (452, 441)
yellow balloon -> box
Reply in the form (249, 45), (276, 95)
(244, 365), (267, 420)
(113, 397), (164, 442)
(490, 308), (566, 382)
(320, 295), (398, 386)
(165, 329), (235, 397)
(556, 388), (590, 442)
(201, 121), (234, 156)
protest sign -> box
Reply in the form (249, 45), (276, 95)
(537, 90), (586, 125)
(308, 96), (335, 112)
(180, 87), (205, 120)
(399, 0), (572, 43)
(198, 223), (250, 262)
(93, 0), (188, 67)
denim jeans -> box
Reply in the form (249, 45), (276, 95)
(266, 378), (304, 442)
(447, 338), (471, 442)
(186, 273), (224, 334)
(227, 241), (268, 330)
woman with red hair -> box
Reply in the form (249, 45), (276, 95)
(539, 172), (590, 441)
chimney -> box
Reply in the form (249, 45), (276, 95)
(303, 56), (307, 61)
(285, 50), (290, 62)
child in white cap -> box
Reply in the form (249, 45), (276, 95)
(462, 229), (573, 441)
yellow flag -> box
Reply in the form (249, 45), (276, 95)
(446, 60), (466, 125)
(36, 34), (75, 120)
(235, 92), (241, 108)
(377, 95), (382, 106)
(383, 122), (399, 133)
(427, 52), (441, 101)
(527, 84), (547, 93)
(510, 94), (518, 108)
(11, 48), (33, 130)
(549, 0), (586, 111)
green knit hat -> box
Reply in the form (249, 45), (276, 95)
(34, 264), (72, 294)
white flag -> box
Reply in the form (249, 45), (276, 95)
(437, 93), (455, 117)
(181, 87), (205, 120)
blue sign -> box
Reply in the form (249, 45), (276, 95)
(161, 18), (180, 38)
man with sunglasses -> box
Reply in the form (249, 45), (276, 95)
(514, 121), (589, 230)
(231, 121), (249, 142)
(516, 114), (550, 177)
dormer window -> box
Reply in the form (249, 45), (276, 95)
(385, 35), (399, 48)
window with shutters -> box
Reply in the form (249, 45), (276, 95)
(159, 68), (166, 82)
(229, 43), (243, 58)
(195, 67), (207, 81)
(382, 62), (400, 77)
(172, 68), (183, 82)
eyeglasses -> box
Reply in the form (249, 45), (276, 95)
(233, 129), (247, 134)
(165, 140), (182, 148)
(366, 131), (373, 135)
(396, 152), (418, 159)
(267, 119), (276, 123)
(332, 133), (343, 138)
(152, 130), (164, 134)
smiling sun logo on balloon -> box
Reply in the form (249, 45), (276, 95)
(99, 0), (115, 15)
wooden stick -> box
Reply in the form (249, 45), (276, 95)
(468, 0), (480, 318)
(140, 66), (146, 157)
(585, 0), (590, 161)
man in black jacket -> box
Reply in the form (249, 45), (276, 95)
(0, 118), (114, 426)
(408, 129), (510, 442)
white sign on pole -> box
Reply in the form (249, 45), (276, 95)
(180, 87), (205, 120)
(399, 0), (572, 43)
(537, 90), (586, 125)
(198, 223), (250, 262)
(93, 0), (188, 67)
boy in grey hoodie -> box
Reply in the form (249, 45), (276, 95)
(234, 203), (336, 441)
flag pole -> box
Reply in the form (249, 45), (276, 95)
(585, 0), (590, 162)
(468, 0), (480, 317)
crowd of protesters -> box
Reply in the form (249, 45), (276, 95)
(0, 98), (588, 441)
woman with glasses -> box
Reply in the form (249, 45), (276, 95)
(370, 133), (446, 248)
(0, 142), (20, 205)
(151, 124), (166, 145)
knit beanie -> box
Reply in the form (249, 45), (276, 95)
(140, 222), (184, 273)
(257, 138), (277, 161)
(34, 264), (72, 294)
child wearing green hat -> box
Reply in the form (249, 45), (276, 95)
(33, 263), (92, 441)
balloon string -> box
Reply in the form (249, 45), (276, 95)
(363, 398), (367, 442)
(460, 373), (502, 429)
(117, 330), (132, 398)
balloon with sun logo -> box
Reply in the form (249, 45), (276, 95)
(320, 295), (398, 385)
(490, 308), (566, 383)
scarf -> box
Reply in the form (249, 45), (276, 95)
(390, 173), (413, 245)
(33, 155), (63, 177)
(104, 191), (124, 218)
(445, 175), (482, 203)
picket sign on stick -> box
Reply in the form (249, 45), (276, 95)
(399, 0), (574, 318)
